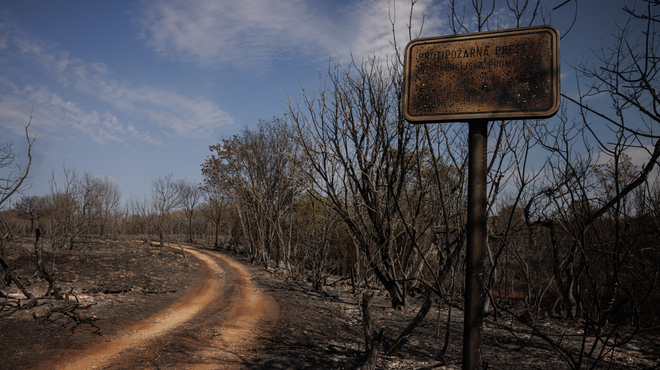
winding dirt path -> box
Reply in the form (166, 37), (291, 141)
(41, 247), (279, 369)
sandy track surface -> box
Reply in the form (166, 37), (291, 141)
(41, 246), (280, 369)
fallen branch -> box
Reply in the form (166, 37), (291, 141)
(1, 254), (34, 301)
(387, 293), (434, 355)
(33, 289), (100, 336)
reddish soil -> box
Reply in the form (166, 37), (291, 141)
(0, 238), (279, 369)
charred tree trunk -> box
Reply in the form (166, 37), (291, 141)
(0, 236), (34, 300)
(360, 292), (383, 370)
(34, 228), (62, 299)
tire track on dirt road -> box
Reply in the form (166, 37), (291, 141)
(42, 246), (280, 369)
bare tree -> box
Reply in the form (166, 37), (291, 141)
(179, 180), (202, 243)
(151, 173), (183, 247)
(202, 118), (298, 268)
(44, 166), (82, 250)
(200, 186), (227, 249)
(286, 55), (414, 308)
(0, 111), (35, 301)
(0, 111), (35, 210)
(128, 194), (155, 242)
(94, 176), (121, 236)
(40, 167), (120, 248)
(13, 195), (44, 233)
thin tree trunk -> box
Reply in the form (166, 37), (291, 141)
(34, 228), (62, 299)
(360, 292), (382, 370)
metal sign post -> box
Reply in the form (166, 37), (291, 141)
(402, 26), (560, 370)
(464, 120), (488, 369)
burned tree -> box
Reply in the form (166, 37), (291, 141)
(202, 119), (298, 267)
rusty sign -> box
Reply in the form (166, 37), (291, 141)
(402, 26), (560, 123)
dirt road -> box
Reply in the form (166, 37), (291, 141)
(40, 247), (280, 369)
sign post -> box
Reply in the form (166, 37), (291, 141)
(402, 26), (560, 370)
(464, 119), (488, 369)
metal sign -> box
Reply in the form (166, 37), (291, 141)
(402, 26), (560, 122)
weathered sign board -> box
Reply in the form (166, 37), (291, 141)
(402, 26), (560, 122)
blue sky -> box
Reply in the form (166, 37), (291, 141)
(0, 0), (636, 204)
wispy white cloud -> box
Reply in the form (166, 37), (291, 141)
(127, 121), (162, 146)
(50, 57), (234, 137)
(0, 85), (128, 144)
(134, 0), (444, 70)
(0, 17), (234, 144)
